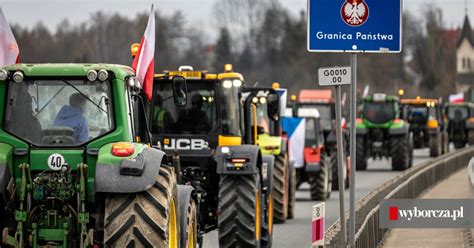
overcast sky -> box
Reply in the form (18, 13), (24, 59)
(1, 0), (473, 35)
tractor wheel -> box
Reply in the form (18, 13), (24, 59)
(391, 135), (409, 171)
(287, 161), (296, 219)
(413, 136), (423, 149)
(356, 136), (367, 171)
(104, 166), (178, 248)
(454, 140), (466, 149)
(330, 151), (340, 191)
(218, 171), (262, 247)
(272, 153), (288, 223)
(468, 130), (474, 145)
(429, 133), (442, 157)
(261, 190), (274, 248)
(308, 153), (330, 201)
(442, 132), (449, 154)
(178, 186), (197, 248)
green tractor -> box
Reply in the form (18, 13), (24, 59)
(356, 94), (413, 171)
(150, 65), (274, 247)
(0, 64), (195, 247)
(242, 86), (296, 221)
(445, 102), (474, 149)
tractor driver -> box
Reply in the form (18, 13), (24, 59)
(153, 94), (174, 133)
(177, 94), (211, 133)
(53, 93), (89, 144)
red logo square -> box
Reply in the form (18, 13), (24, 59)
(389, 206), (398, 221)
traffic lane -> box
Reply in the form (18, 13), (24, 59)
(271, 148), (432, 248)
(203, 148), (432, 247)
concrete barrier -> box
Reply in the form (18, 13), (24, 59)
(325, 146), (474, 247)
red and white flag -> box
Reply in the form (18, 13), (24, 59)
(449, 92), (464, 103)
(132, 5), (155, 101)
(0, 8), (19, 67)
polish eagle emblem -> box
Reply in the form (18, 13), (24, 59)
(341, 0), (369, 27)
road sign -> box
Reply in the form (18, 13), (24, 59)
(318, 67), (351, 86)
(312, 202), (325, 246)
(307, 0), (402, 53)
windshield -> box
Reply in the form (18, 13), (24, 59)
(4, 79), (114, 146)
(305, 118), (318, 146)
(363, 101), (396, 124)
(447, 106), (469, 120)
(220, 80), (241, 136)
(152, 80), (217, 134)
(408, 106), (428, 123)
(301, 104), (332, 130)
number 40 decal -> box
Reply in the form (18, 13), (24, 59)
(47, 153), (66, 171)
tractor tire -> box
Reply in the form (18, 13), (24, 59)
(429, 133), (442, 157)
(469, 130), (474, 145)
(413, 136), (423, 149)
(442, 132), (449, 154)
(272, 153), (288, 223)
(261, 190), (273, 248)
(104, 166), (178, 248)
(178, 186), (197, 248)
(308, 153), (330, 201)
(218, 172), (262, 248)
(356, 136), (367, 171)
(454, 140), (466, 149)
(391, 136), (410, 171)
(287, 161), (296, 219)
(330, 151), (340, 191)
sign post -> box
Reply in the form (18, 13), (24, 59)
(318, 66), (351, 243)
(308, 0), (402, 245)
(312, 202), (326, 247)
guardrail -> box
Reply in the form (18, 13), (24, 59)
(325, 146), (474, 247)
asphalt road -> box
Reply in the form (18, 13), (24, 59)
(203, 148), (433, 248)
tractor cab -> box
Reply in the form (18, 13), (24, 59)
(356, 94), (413, 171)
(400, 98), (447, 155)
(150, 64), (273, 246)
(0, 64), (186, 247)
(444, 102), (474, 148)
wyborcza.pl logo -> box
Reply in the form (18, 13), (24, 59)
(388, 206), (464, 221)
(380, 199), (474, 228)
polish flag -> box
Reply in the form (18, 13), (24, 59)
(132, 5), (155, 101)
(449, 92), (464, 103)
(0, 8), (19, 67)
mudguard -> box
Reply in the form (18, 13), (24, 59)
(215, 145), (261, 175)
(95, 147), (166, 193)
(177, 185), (196, 248)
(326, 131), (337, 146)
(388, 125), (409, 136)
(0, 163), (10, 204)
(262, 155), (274, 192)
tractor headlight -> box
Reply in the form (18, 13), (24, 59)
(259, 97), (267, 104)
(127, 77), (136, 87)
(232, 79), (242, 87)
(0, 70), (8, 81)
(87, 70), (98, 81)
(98, 69), (109, 81)
(252, 97), (259, 104)
(223, 80), (232, 88)
(12, 71), (24, 83)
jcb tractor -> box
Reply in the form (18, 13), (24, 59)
(356, 94), (413, 171)
(149, 65), (274, 247)
(400, 98), (449, 157)
(283, 107), (332, 200)
(0, 64), (195, 247)
(293, 90), (348, 190)
(445, 102), (474, 148)
(242, 85), (296, 221)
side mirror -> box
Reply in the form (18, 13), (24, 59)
(172, 76), (187, 106)
(267, 92), (280, 121)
